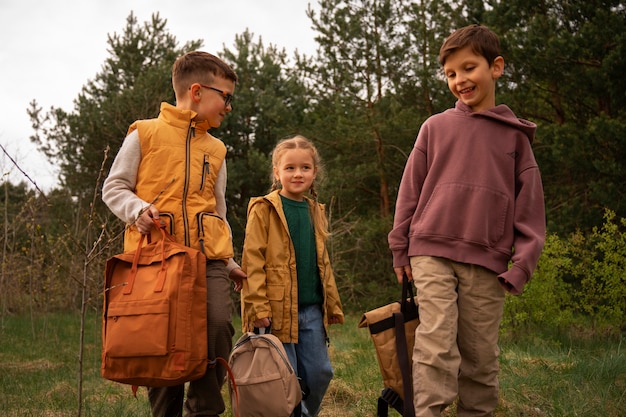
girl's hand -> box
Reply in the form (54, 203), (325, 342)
(328, 316), (341, 325)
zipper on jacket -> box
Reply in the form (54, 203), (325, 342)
(196, 212), (223, 257)
(321, 242), (332, 346)
(286, 217), (297, 341)
(200, 154), (210, 190)
(182, 122), (194, 246)
(159, 213), (175, 236)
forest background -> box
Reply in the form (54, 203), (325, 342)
(1, 0), (625, 340)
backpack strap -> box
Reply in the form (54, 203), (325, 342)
(123, 233), (146, 295)
(394, 310), (415, 417)
(210, 357), (240, 417)
(123, 218), (170, 295)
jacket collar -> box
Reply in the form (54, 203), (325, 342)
(264, 189), (314, 208)
(158, 102), (211, 135)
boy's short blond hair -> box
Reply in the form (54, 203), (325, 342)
(171, 51), (238, 98)
(438, 24), (501, 66)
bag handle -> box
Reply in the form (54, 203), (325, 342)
(400, 272), (418, 318)
(211, 357), (240, 417)
(123, 218), (169, 295)
(394, 273), (416, 417)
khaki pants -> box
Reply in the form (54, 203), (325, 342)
(148, 260), (234, 417)
(410, 256), (505, 417)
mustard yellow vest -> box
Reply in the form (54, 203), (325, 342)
(123, 103), (234, 261)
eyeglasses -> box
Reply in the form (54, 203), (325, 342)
(198, 84), (234, 107)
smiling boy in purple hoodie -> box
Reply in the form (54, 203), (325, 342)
(388, 25), (546, 417)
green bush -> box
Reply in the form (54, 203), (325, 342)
(576, 210), (626, 332)
(502, 210), (626, 338)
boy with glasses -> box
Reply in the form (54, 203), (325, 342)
(103, 50), (246, 417)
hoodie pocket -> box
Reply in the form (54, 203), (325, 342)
(417, 183), (509, 246)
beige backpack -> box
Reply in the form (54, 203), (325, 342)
(228, 331), (303, 417)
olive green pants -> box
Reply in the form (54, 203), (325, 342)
(410, 256), (505, 417)
(148, 260), (234, 417)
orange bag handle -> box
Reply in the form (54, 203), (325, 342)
(123, 218), (168, 295)
(210, 357), (240, 417)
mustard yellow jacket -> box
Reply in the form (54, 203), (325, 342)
(241, 190), (344, 343)
(123, 103), (234, 261)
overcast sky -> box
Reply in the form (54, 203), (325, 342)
(0, 0), (319, 191)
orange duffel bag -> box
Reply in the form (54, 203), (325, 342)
(101, 218), (208, 388)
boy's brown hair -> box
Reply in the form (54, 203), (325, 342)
(171, 51), (238, 98)
(438, 24), (501, 66)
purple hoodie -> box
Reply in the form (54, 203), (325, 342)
(388, 101), (546, 294)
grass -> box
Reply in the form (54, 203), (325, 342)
(0, 311), (624, 416)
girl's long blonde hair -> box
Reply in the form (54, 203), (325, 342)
(270, 135), (329, 240)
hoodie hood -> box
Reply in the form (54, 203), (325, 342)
(455, 100), (537, 144)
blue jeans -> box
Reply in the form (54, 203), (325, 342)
(283, 304), (334, 417)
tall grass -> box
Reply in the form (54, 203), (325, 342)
(0, 312), (624, 416)
(0, 312), (150, 417)
(496, 337), (625, 416)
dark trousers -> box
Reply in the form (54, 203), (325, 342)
(148, 260), (234, 417)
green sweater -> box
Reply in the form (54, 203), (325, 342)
(280, 195), (323, 306)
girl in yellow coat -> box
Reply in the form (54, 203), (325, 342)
(241, 135), (344, 417)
